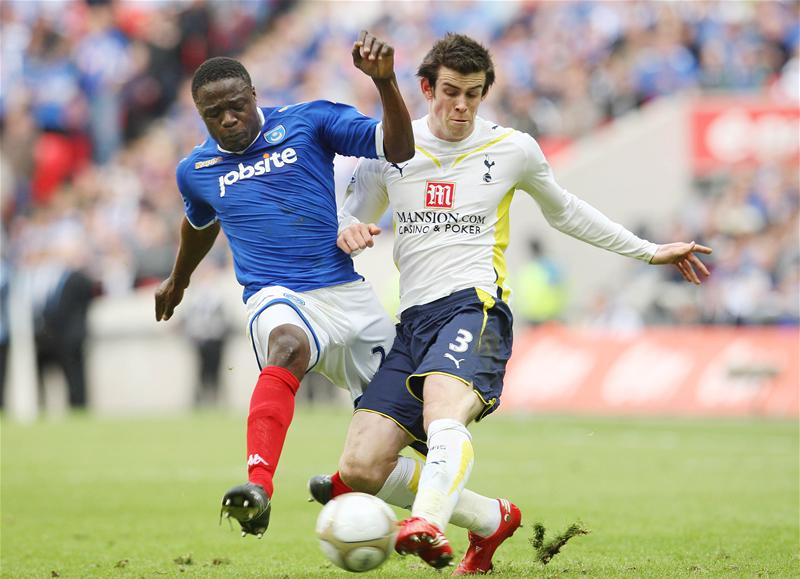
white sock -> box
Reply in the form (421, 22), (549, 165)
(376, 456), (420, 510)
(375, 456), (502, 536)
(411, 419), (474, 531)
(449, 491), (502, 537)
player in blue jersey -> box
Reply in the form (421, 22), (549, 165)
(154, 30), (413, 538)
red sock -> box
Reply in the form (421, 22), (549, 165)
(246, 366), (300, 498)
(330, 471), (353, 498)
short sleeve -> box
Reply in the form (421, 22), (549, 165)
(316, 101), (383, 160)
(177, 158), (217, 229)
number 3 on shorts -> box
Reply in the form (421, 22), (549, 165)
(449, 329), (473, 353)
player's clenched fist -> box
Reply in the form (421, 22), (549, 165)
(338, 223), (382, 256)
(352, 30), (395, 80)
(154, 276), (187, 321)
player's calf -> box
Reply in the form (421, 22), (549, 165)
(220, 482), (271, 538)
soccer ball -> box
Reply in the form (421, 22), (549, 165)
(315, 492), (398, 572)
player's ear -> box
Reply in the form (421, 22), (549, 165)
(420, 77), (434, 101)
(250, 86), (257, 100)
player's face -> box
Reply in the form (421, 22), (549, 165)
(422, 67), (486, 142)
(194, 78), (261, 152)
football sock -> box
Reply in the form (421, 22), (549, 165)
(246, 365), (300, 498)
(450, 490), (502, 538)
(334, 455), (502, 536)
(376, 456), (421, 510)
(411, 418), (474, 531)
(330, 472), (353, 498)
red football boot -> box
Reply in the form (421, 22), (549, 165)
(395, 516), (454, 569)
(453, 499), (522, 575)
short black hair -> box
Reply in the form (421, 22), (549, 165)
(191, 57), (252, 100)
(417, 34), (495, 96)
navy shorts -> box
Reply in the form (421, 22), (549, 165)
(356, 287), (513, 453)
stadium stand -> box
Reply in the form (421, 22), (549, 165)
(1, 0), (796, 350)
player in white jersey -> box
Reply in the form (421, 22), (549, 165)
(309, 34), (711, 573)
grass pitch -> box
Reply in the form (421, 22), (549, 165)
(2, 407), (798, 577)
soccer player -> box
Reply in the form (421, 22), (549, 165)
(309, 34), (712, 573)
(154, 31), (414, 538)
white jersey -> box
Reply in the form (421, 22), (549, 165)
(341, 116), (658, 314)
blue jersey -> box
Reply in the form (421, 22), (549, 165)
(177, 101), (383, 302)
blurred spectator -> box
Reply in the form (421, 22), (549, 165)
(130, 202), (177, 286)
(32, 239), (95, 409)
(180, 260), (230, 407)
(512, 240), (567, 327)
(0, 256), (9, 408)
(75, 1), (133, 164)
(22, 18), (91, 205)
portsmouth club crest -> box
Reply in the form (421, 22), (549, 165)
(263, 124), (286, 145)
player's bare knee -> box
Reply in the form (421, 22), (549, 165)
(338, 411), (409, 492)
(339, 451), (394, 494)
(266, 325), (310, 372)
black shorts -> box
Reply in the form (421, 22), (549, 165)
(356, 287), (514, 453)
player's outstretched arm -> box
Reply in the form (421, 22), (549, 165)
(352, 30), (414, 163)
(155, 217), (220, 321)
(337, 223), (381, 256)
(649, 241), (712, 285)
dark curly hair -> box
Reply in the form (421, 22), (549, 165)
(191, 57), (252, 100)
(417, 34), (495, 96)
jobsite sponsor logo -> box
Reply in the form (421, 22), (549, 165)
(218, 148), (298, 196)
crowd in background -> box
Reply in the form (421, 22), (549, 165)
(572, 159), (799, 330)
(655, 160), (798, 325)
(1, 0), (291, 284)
(1, 0), (798, 371)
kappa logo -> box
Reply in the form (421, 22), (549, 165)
(247, 454), (269, 467)
(218, 147), (298, 196)
(194, 156), (223, 170)
(443, 353), (465, 369)
(263, 124), (286, 145)
(424, 181), (455, 209)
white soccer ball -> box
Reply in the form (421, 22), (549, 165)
(315, 492), (398, 572)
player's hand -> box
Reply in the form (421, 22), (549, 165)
(650, 241), (712, 285)
(352, 30), (395, 80)
(338, 223), (381, 256)
(155, 275), (188, 321)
